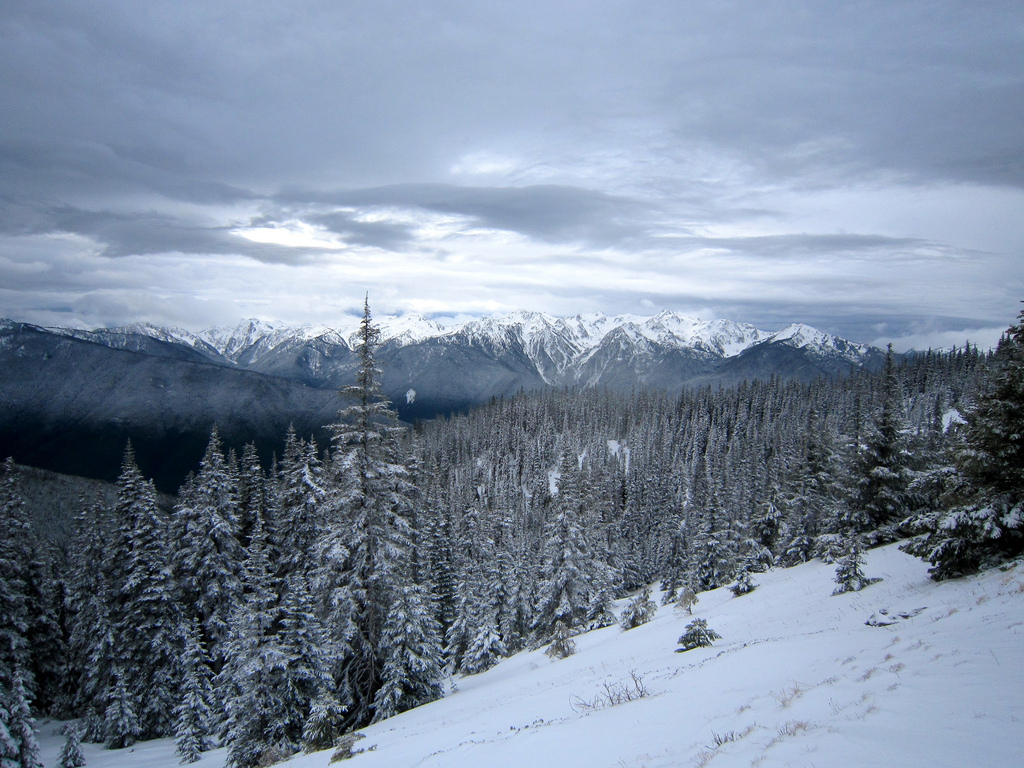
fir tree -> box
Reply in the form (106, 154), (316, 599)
(220, 501), (290, 768)
(64, 498), (115, 740)
(371, 583), (446, 721)
(849, 346), (911, 535)
(903, 307), (1024, 578)
(173, 428), (244, 672)
(544, 620), (576, 660)
(318, 297), (444, 729)
(534, 451), (605, 640)
(832, 536), (880, 595)
(729, 568), (757, 597)
(0, 459), (42, 768)
(0, 664), (42, 768)
(174, 617), (214, 764)
(619, 585), (657, 630)
(116, 448), (181, 739)
(103, 667), (140, 750)
(57, 723), (86, 768)
(676, 618), (720, 652)
(301, 693), (346, 754)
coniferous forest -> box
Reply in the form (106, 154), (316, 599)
(2, 302), (1023, 768)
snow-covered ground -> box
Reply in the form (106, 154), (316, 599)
(38, 545), (1024, 768)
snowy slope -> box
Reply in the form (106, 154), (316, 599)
(38, 546), (1024, 768)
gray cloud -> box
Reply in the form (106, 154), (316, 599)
(288, 184), (650, 247)
(0, 0), (1020, 345)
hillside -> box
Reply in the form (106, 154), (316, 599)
(37, 545), (1024, 768)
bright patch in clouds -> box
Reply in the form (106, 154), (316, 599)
(450, 151), (520, 177)
(233, 221), (345, 249)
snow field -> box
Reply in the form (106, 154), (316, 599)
(37, 545), (1024, 768)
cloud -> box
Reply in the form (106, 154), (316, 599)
(282, 184), (651, 248)
(0, 0), (1020, 345)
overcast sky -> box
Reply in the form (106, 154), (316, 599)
(1, 1), (1022, 349)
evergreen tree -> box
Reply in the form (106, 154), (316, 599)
(0, 664), (42, 768)
(544, 620), (576, 660)
(173, 428), (244, 672)
(116, 449), (182, 739)
(57, 723), (86, 768)
(619, 586), (657, 630)
(849, 346), (911, 535)
(0, 458), (32, 678)
(0, 459), (42, 768)
(220, 500), (290, 768)
(64, 498), (115, 740)
(832, 536), (880, 595)
(372, 582), (445, 721)
(534, 452), (604, 640)
(103, 667), (140, 750)
(729, 568), (757, 597)
(174, 617), (214, 764)
(301, 692), (347, 753)
(903, 307), (1024, 577)
(676, 618), (720, 652)
(276, 429), (327, 584)
(317, 297), (443, 729)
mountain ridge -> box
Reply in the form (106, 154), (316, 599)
(46, 309), (879, 389)
(1, 311), (885, 489)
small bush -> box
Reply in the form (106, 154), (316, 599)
(330, 733), (366, 763)
(570, 671), (650, 712)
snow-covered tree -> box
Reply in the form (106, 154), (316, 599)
(619, 586), (657, 630)
(903, 308), (1024, 578)
(372, 582), (446, 721)
(103, 667), (140, 750)
(729, 568), (757, 597)
(220, 501), (290, 768)
(832, 536), (880, 595)
(544, 620), (576, 660)
(676, 618), (720, 652)
(849, 347), (912, 534)
(301, 692), (347, 754)
(0, 459), (43, 768)
(0, 664), (42, 768)
(174, 617), (214, 764)
(116, 448), (182, 739)
(317, 297), (444, 729)
(57, 723), (86, 768)
(534, 451), (608, 640)
(173, 428), (244, 670)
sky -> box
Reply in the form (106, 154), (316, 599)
(1, 0), (1022, 350)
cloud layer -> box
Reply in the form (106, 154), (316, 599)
(1, 0), (1022, 348)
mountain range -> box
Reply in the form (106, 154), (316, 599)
(0, 311), (885, 490)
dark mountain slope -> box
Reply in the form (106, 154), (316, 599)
(0, 322), (343, 493)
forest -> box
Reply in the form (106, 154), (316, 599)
(2, 304), (1022, 768)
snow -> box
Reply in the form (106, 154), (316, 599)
(769, 323), (870, 359)
(67, 311), (873, 378)
(943, 408), (966, 431)
(38, 545), (1024, 768)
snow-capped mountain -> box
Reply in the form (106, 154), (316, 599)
(39, 309), (883, 416)
(0, 311), (885, 492)
(184, 310), (864, 372)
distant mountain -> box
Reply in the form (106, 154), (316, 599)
(48, 311), (883, 416)
(0, 312), (884, 489)
(0, 320), (342, 492)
